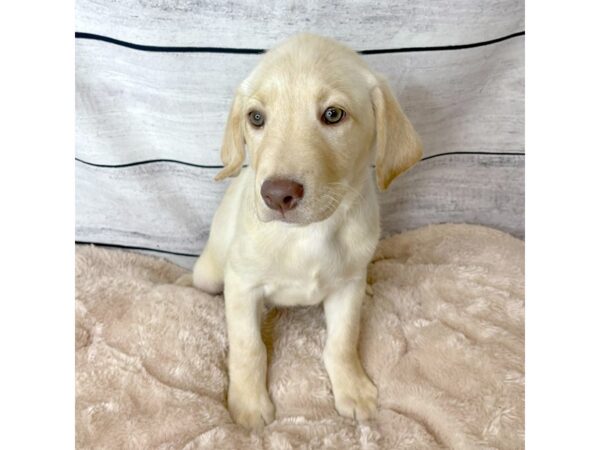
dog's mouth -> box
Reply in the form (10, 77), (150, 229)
(256, 202), (306, 224)
(255, 189), (343, 225)
(263, 209), (296, 223)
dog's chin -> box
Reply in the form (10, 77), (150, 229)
(256, 202), (338, 225)
(257, 208), (303, 225)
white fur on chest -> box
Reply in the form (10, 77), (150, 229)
(261, 234), (344, 306)
(233, 208), (375, 307)
(263, 272), (329, 306)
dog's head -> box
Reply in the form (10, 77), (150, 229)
(215, 34), (422, 224)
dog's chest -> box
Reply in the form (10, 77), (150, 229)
(261, 235), (348, 307)
(263, 266), (331, 306)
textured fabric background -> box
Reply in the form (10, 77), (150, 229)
(75, 224), (525, 449)
(75, 1), (525, 268)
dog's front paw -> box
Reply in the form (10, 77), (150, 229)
(331, 371), (378, 421)
(228, 386), (275, 430)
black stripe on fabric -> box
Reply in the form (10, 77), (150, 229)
(75, 31), (524, 54)
(420, 151), (525, 161)
(359, 31), (525, 54)
(75, 151), (525, 170)
(75, 32), (265, 54)
(76, 241), (199, 257)
(75, 157), (223, 169)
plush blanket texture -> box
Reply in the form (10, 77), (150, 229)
(75, 224), (524, 449)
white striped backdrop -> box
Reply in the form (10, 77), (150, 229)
(75, 0), (524, 269)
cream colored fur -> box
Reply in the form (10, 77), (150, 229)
(180, 33), (423, 429)
(75, 224), (525, 449)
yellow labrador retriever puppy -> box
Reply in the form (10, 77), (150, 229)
(181, 33), (422, 429)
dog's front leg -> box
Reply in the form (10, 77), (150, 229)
(224, 272), (274, 430)
(323, 277), (377, 421)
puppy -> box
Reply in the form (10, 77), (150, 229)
(180, 33), (422, 429)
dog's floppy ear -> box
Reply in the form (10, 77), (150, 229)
(215, 91), (245, 181)
(371, 74), (423, 191)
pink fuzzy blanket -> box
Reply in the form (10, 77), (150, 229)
(75, 224), (524, 449)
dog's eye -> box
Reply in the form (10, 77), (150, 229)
(248, 110), (265, 128)
(321, 106), (346, 125)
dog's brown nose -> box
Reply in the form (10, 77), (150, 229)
(261, 178), (304, 212)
